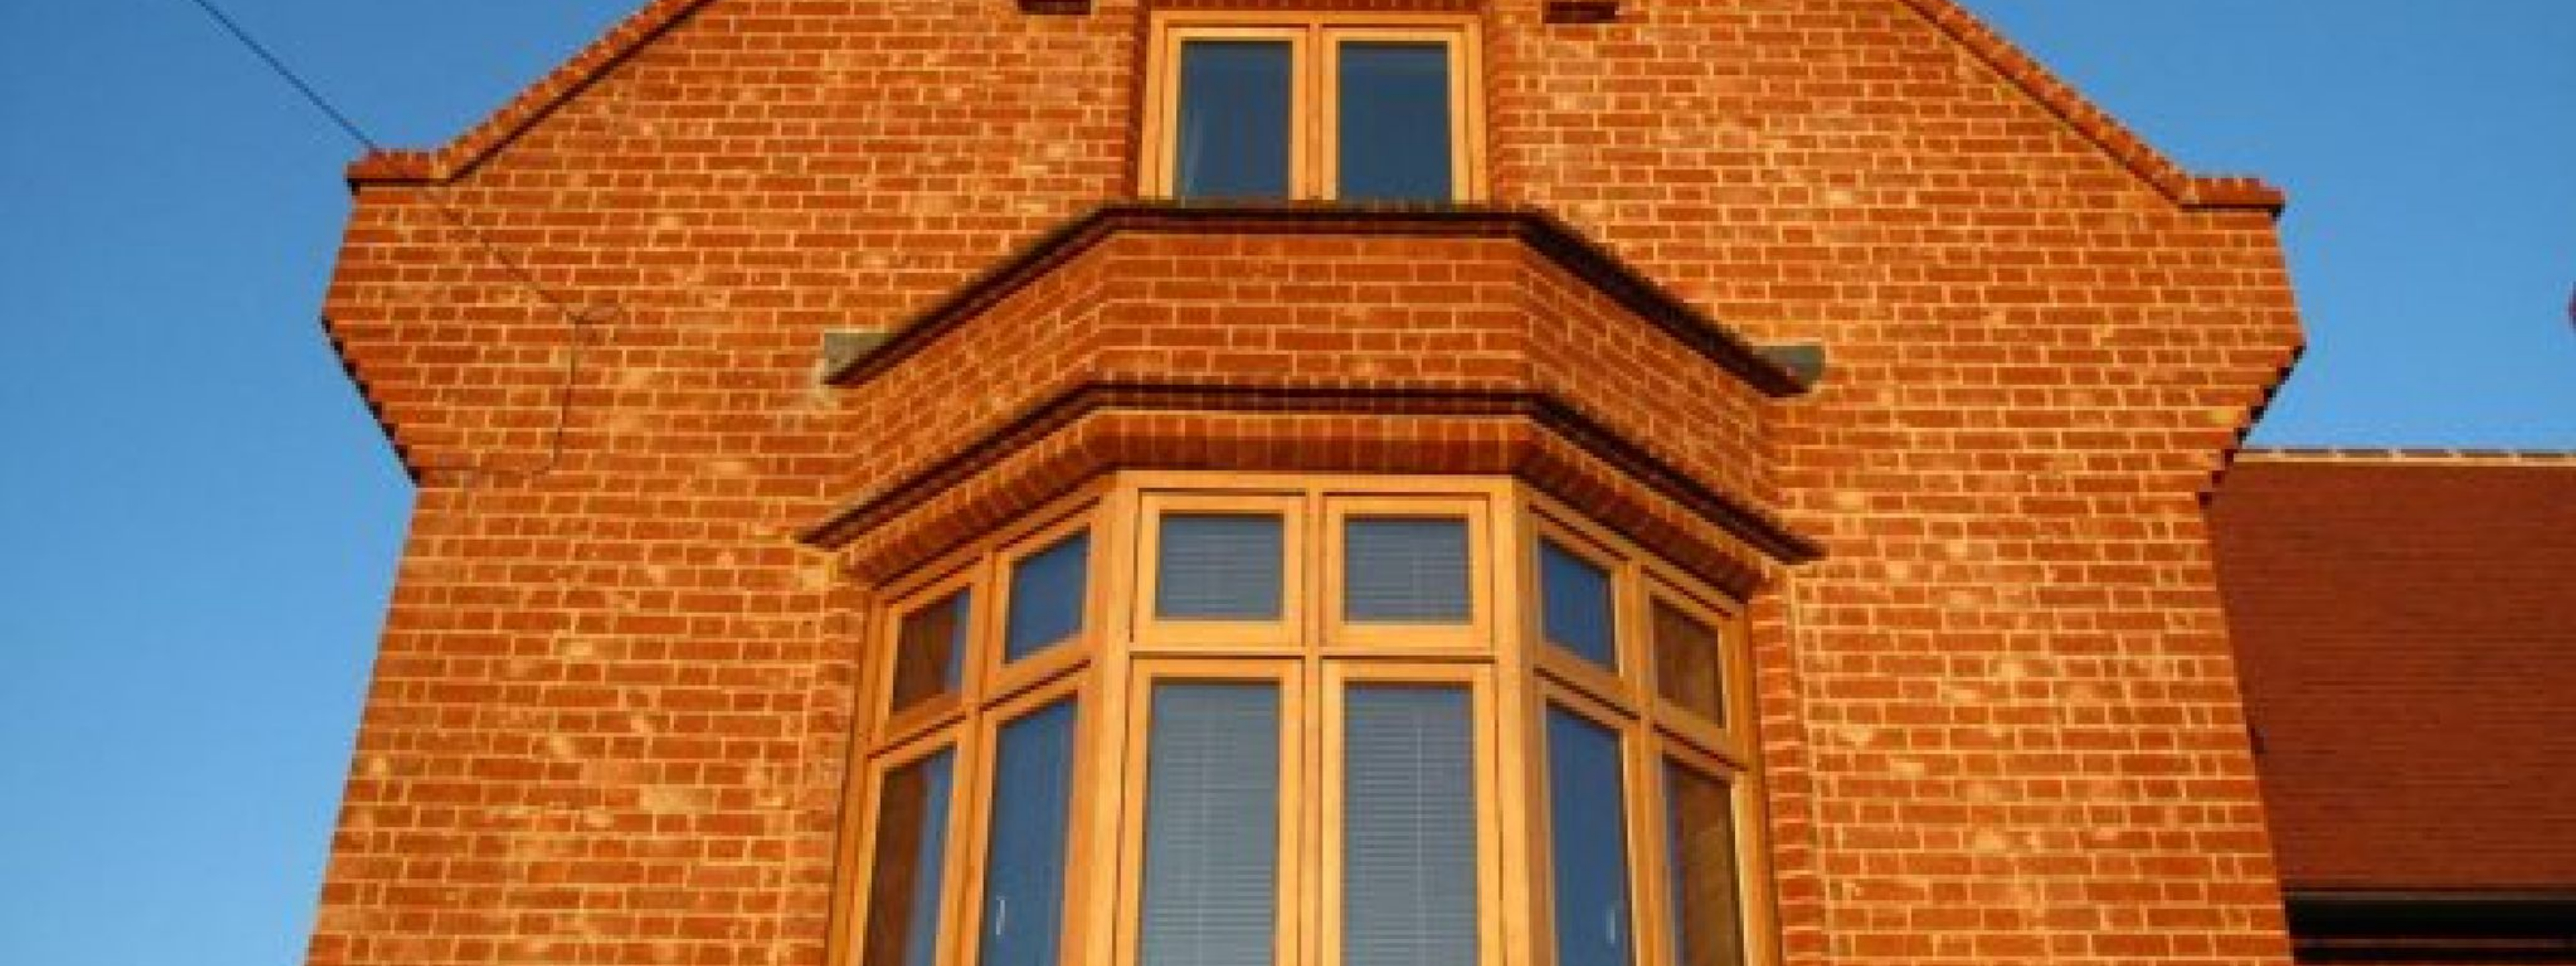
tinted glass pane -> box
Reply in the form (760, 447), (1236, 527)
(1651, 601), (1725, 723)
(1540, 541), (1616, 669)
(1546, 707), (1632, 966)
(861, 749), (955, 966)
(1005, 532), (1089, 662)
(1337, 42), (1454, 203)
(981, 700), (1080, 966)
(1664, 764), (1747, 966)
(1344, 517), (1472, 625)
(1345, 686), (1479, 966)
(890, 590), (970, 714)
(1157, 514), (1285, 621)
(1175, 40), (1293, 199)
(1140, 683), (1282, 966)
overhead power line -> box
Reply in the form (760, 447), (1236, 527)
(176, 0), (618, 479)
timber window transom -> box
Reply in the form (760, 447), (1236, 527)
(1141, 14), (1486, 203)
(838, 474), (1775, 966)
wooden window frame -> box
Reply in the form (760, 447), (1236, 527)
(843, 725), (979, 966)
(953, 672), (1099, 966)
(1140, 12), (1487, 203)
(872, 564), (986, 749)
(985, 511), (1106, 703)
(836, 474), (1778, 966)
(1318, 661), (1506, 966)
(1132, 491), (1308, 651)
(1639, 739), (1780, 966)
(1321, 494), (1495, 653)
(1114, 658), (1309, 966)
(1636, 572), (1755, 766)
(1527, 513), (1638, 710)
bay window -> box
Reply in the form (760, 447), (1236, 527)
(837, 476), (1773, 966)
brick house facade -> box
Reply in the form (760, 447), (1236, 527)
(309, 1), (2326, 964)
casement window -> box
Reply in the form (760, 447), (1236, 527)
(1142, 14), (1485, 203)
(845, 503), (1105, 966)
(1527, 510), (1775, 966)
(837, 476), (1772, 966)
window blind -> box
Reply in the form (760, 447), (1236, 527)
(1344, 685), (1479, 966)
(1344, 518), (1472, 625)
(1157, 514), (1286, 621)
(979, 700), (1079, 966)
(1005, 533), (1089, 662)
(1139, 682), (1282, 966)
(1546, 708), (1633, 966)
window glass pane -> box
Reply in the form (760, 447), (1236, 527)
(1664, 763), (1747, 966)
(980, 700), (1080, 966)
(1651, 600), (1726, 723)
(862, 749), (956, 966)
(1337, 41), (1454, 203)
(1140, 683), (1282, 966)
(891, 590), (970, 715)
(1344, 517), (1472, 625)
(1005, 532), (1089, 662)
(1546, 706), (1633, 966)
(1175, 40), (1293, 199)
(1540, 541), (1617, 669)
(1344, 685), (1479, 966)
(1157, 513), (1285, 621)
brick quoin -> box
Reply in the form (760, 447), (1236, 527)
(310, 1), (2304, 964)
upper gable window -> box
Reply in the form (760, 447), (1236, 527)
(1144, 15), (1484, 203)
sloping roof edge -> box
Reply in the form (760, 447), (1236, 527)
(1895, 0), (2284, 213)
(346, 0), (2286, 214)
(343, 0), (713, 185)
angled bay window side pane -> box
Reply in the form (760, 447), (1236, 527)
(1539, 541), (1617, 670)
(980, 700), (1081, 966)
(892, 590), (971, 716)
(1157, 514), (1286, 621)
(1546, 707), (1633, 966)
(1175, 40), (1294, 200)
(1139, 683), (1283, 966)
(863, 749), (957, 966)
(1650, 600), (1725, 724)
(1344, 517), (1472, 625)
(1344, 684), (1479, 966)
(1335, 41), (1454, 203)
(1664, 763), (1748, 966)
(1005, 532), (1089, 663)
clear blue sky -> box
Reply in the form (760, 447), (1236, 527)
(0, 2), (2568, 964)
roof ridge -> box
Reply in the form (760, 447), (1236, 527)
(1894, 0), (2284, 213)
(2241, 447), (2576, 466)
(345, 0), (712, 184)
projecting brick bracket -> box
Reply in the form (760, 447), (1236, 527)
(1544, 0), (1621, 24)
(1018, 0), (1089, 13)
(820, 329), (892, 377)
(1756, 342), (1827, 389)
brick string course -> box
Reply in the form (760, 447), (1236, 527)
(311, 0), (2304, 963)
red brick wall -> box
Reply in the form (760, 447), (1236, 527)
(311, 0), (2303, 964)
